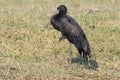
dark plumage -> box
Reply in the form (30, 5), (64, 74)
(45, 5), (91, 64)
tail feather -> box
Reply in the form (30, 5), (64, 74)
(78, 40), (91, 60)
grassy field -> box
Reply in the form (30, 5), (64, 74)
(0, 0), (120, 80)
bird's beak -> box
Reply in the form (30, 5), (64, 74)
(45, 19), (50, 28)
(45, 10), (59, 28)
(56, 9), (59, 14)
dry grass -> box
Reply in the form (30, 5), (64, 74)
(0, 0), (120, 80)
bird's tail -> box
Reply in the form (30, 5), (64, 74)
(87, 45), (91, 58)
(82, 41), (91, 61)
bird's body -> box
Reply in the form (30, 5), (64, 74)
(51, 14), (91, 61)
(46, 5), (91, 63)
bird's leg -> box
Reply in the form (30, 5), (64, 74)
(59, 35), (66, 42)
(83, 53), (91, 69)
(69, 43), (72, 64)
(87, 57), (91, 69)
(81, 51), (86, 64)
(85, 56), (91, 69)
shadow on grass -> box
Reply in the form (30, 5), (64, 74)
(72, 56), (98, 70)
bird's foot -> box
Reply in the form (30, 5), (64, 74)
(59, 35), (66, 42)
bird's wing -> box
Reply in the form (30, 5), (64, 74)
(66, 15), (80, 27)
(65, 15), (85, 36)
(61, 18), (80, 37)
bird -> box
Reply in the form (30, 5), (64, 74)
(45, 5), (91, 64)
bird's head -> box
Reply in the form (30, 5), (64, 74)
(45, 5), (67, 28)
(56, 5), (67, 16)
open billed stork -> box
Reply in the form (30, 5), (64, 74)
(45, 5), (91, 64)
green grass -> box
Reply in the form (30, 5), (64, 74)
(0, 0), (120, 80)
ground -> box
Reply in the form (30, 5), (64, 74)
(0, 0), (120, 80)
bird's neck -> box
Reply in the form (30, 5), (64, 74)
(55, 14), (66, 19)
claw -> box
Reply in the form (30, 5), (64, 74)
(59, 35), (66, 42)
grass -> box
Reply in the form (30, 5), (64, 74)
(0, 0), (120, 80)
